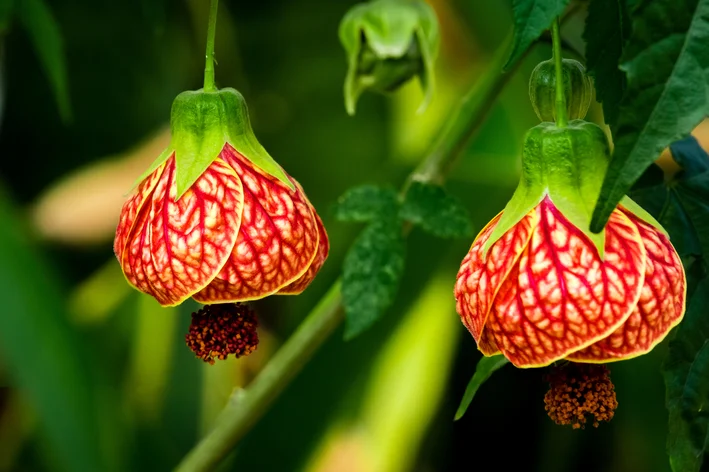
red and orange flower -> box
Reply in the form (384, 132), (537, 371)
(454, 120), (686, 368)
(114, 88), (328, 307)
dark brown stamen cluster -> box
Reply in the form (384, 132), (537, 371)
(185, 303), (259, 365)
(544, 363), (618, 429)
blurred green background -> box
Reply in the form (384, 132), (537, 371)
(0, 0), (672, 471)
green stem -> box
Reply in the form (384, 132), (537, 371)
(203, 0), (219, 92)
(174, 30), (524, 472)
(405, 32), (513, 190)
(175, 283), (343, 472)
(551, 17), (567, 128)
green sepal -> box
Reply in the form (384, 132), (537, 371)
(170, 88), (292, 199)
(133, 146), (174, 188)
(133, 88), (293, 200)
(339, 0), (439, 115)
(483, 120), (611, 258)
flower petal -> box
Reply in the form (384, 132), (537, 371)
(119, 156), (244, 306)
(278, 211), (329, 294)
(568, 207), (686, 362)
(454, 210), (536, 346)
(114, 161), (165, 262)
(194, 144), (319, 303)
(484, 198), (647, 367)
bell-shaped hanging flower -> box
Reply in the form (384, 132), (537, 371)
(114, 88), (329, 307)
(338, 0), (439, 115)
(454, 120), (686, 368)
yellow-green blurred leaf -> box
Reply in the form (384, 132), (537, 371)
(69, 259), (131, 325)
(124, 294), (177, 424)
(0, 188), (112, 472)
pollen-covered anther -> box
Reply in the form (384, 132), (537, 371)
(185, 303), (259, 365)
(543, 363), (617, 429)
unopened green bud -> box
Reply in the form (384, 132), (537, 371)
(529, 58), (592, 123)
(339, 0), (439, 115)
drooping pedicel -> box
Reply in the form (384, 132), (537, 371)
(454, 120), (686, 368)
(114, 88), (329, 307)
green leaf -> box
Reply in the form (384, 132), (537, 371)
(590, 0), (709, 232)
(664, 276), (709, 472)
(0, 189), (109, 472)
(504, 0), (570, 70)
(400, 181), (474, 238)
(16, 0), (71, 122)
(454, 355), (509, 421)
(631, 137), (709, 471)
(342, 218), (406, 339)
(333, 184), (399, 223)
(629, 137), (709, 259)
(583, 0), (631, 127)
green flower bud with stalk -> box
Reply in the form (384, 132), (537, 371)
(114, 0), (329, 363)
(339, 0), (439, 115)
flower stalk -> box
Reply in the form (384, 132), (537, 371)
(203, 0), (219, 92)
(551, 17), (568, 128)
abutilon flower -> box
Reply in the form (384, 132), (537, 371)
(454, 120), (686, 369)
(113, 88), (329, 363)
(114, 88), (328, 308)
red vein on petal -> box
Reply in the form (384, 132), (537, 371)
(194, 144), (319, 303)
(454, 209), (537, 345)
(569, 208), (686, 362)
(117, 161), (169, 296)
(123, 157), (243, 306)
(115, 161), (167, 264)
(278, 210), (329, 295)
(485, 199), (646, 367)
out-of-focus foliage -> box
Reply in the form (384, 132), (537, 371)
(0, 189), (117, 472)
(6, 0), (71, 121)
(339, 0), (439, 115)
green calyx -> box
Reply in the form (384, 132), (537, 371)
(137, 88), (293, 199)
(529, 58), (592, 123)
(339, 0), (439, 116)
(483, 120), (610, 258)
